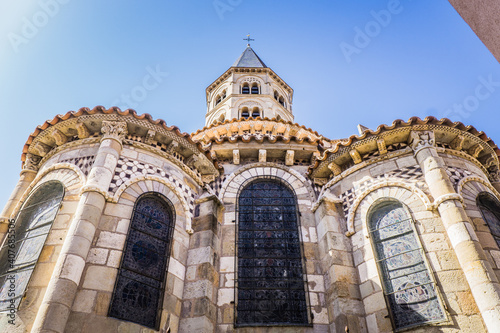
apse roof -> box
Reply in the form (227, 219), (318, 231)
(232, 46), (267, 68)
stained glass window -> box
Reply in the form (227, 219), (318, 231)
(0, 181), (64, 311)
(109, 193), (175, 329)
(236, 179), (309, 326)
(369, 200), (446, 330)
(477, 192), (500, 248)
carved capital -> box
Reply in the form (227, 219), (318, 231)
(101, 121), (127, 143)
(23, 153), (41, 171)
(328, 162), (341, 176)
(75, 122), (90, 139)
(52, 128), (67, 146)
(409, 130), (435, 154)
(489, 169), (500, 183)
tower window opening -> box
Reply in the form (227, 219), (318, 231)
(251, 83), (259, 94)
(274, 91), (279, 100)
(222, 90), (226, 99)
(215, 96), (222, 106)
(279, 96), (285, 107)
(242, 83), (250, 94)
(241, 107), (249, 119)
(251, 108), (260, 118)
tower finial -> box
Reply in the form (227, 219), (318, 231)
(243, 34), (254, 46)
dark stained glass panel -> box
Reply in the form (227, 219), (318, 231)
(0, 181), (64, 311)
(477, 192), (500, 248)
(236, 180), (309, 326)
(109, 193), (174, 329)
(369, 201), (446, 330)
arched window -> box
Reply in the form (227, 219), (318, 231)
(251, 108), (260, 118)
(109, 193), (175, 329)
(222, 90), (226, 99)
(241, 107), (249, 119)
(368, 200), (446, 330)
(0, 181), (64, 311)
(236, 179), (309, 326)
(218, 114), (226, 123)
(215, 95), (222, 106)
(251, 83), (259, 94)
(242, 83), (250, 94)
(477, 192), (500, 248)
(279, 96), (285, 107)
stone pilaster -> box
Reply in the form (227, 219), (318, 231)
(314, 196), (366, 333)
(179, 195), (220, 332)
(31, 121), (126, 333)
(411, 130), (500, 331)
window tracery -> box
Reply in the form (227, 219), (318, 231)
(0, 181), (64, 311)
(109, 193), (175, 329)
(236, 179), (309, 326)
(368, 200), (446, 330)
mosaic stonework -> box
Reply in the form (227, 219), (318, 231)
(60, 155), (96, 176)
(110, 157), (196, 216)
(341, 166), (425, 216)
(446, 166), (473, 190)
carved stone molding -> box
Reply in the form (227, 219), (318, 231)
(101, 121), (128, 143)
(410, 130), (435, 155)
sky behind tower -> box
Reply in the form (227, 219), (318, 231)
(0, 0), (499, 206)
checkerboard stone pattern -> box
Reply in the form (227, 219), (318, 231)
(109, 157), (196, 217)
(60, 155), (96, 176)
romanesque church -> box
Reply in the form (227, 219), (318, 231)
(1, 45), (500, 333)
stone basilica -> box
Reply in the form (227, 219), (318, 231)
(1, 45), (500, 333)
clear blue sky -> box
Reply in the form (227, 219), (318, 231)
(0, 0), (499, 206)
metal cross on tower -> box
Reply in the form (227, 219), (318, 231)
(243, 34), (254, 46)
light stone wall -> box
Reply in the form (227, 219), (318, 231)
(216, 163), (330, 333)
(330, 153), (488, 332)
(0, 168), (83, 333)
(66, 177), (191, 333)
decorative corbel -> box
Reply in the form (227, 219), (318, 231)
(185, 154), (199, 168)
(166, 140), (179, 154)
(328, 161), (342, 176)
(313, 178), (328, 186)
(259, 149), (267, 163)
(75, 121), (90, 139)
(31, 142), (51, 157)
(52, 128), (68, 146)
(450, 135), (465, 151)
(233, 149), (240, 165)
(145, 130), (156, 145)
(377, 138), (387, 155)
(468, 144), (484, 158)
(349, 149), (362, 164)
(285, 150), (295, 166)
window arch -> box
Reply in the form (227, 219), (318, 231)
(274, 90), (279, 100)
(242, 83), (250, 94)
(477, 192), (500, 248)
(278, 96), (285, 107)
(251, 83), (259, 94)
(109, 193), (175, 329)
(368, 199), (446, 330)
(236, 179), (309, 326)
(0, 180), (64, 311)
(240, 107), (249, 119)
(215, 95), (222, 106)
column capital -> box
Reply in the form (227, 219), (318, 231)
(23, 153), (41, 172)
(409, 130), (435, 156)
(101, 120), (128, 145)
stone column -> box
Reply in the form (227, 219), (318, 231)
(411, 130), (500, 330)
(31, 121), (127, 333)
(313, 195), (366, 333)
(179, 194), (220, 332)
(0, 158), (38, 242)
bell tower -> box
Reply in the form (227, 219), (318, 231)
(205, 43), (294, 126)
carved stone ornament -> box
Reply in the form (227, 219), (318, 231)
(377, 139), (387, 155)
(349, 149), (362, 164)
(101, 121), (128, 142)
(328, 162), (341, 176)
(52, 128), (68, 146)
(233, 149), (240, 165)
(410, 130), (435, 154)
(145, 129), (156, 145)
(23, 153), (41, 171)
(285, 150), (295, 166)
(76, 121), (90, 139)
(166, 140), (179, 154)
(31, 142), (51, 157)
(259, 149), (267, 163)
